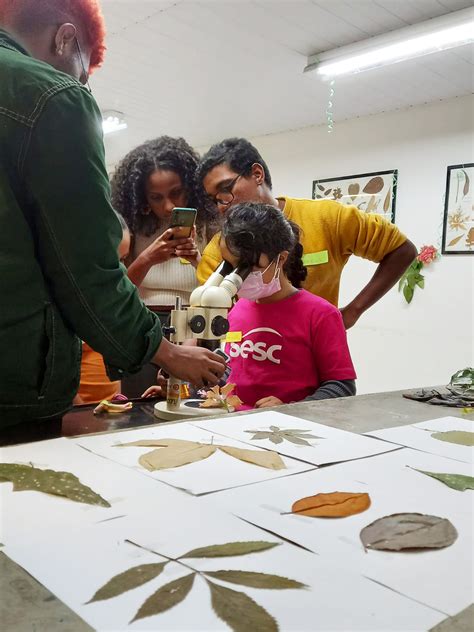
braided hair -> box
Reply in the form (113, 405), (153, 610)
(222, 203), (307, 288)
(110, 136), (218, 241)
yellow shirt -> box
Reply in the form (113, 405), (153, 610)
(196, 197), (407, 307)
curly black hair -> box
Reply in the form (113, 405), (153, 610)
(197, 138), (273, 189)
(222, 203), (307, 288)
(110, 136), (219, 240)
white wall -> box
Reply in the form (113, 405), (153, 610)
(248, 95), (474, 394)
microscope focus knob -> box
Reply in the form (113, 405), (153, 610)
(211, 315), (229, 337)
(189, 315), (206, 334)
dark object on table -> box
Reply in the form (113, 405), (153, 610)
(403, 389), (473, 408)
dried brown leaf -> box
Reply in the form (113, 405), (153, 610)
(448, 234), (464, 247)
(348, 182), (360, 201)
(131, 573), (195, 622)
(366, 195), (377, 213)
(208, 580), (278, 632)
(181, 541), (280, 559)
(138, 444), (216, 471)
(218, 446), (286, 470)
(291, 491), (371, 518)
(383, 187), (391, 212)
(118, 438), (198, 449)
(205, 570), (307, 589)
(87, 563), (166, 603)
(360, 513), (458, 551)
(363, 176), (384, 194)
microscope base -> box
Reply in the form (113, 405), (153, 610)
(154, 399), (230, 421)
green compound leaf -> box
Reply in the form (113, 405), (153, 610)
(131, 573), (195, 623)
(0, 463), (110, 507)
(87, 563), (166, 603)
(409, 467), (474, 491)
(245, 426), (321, 447)
(431, 430), (474, 446)
(208, 580), (278, 632)
(205, 570), (307, 590)
(181, 541), (280, 559)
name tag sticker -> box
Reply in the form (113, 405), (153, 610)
(302, 250), (329, 266)
(225, 331), (242, 343)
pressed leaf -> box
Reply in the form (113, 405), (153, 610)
(181, 541), (280, 559)
(138, 444), (216, 471)
(431, 430), (474, 446)
(360, 513), (458, 551)
(245, 426), (320, 446)
(218, 446), (286, 470)
(409, 467), (474, 491)
(324, 188), (332, 196)
(363, 176), (384, 194)
(208, 580), (278, 632)
(448, 234), (464, 247)
(366, 195), (377, 213)
(205, 570), (307, 589)
(0, 463), (110, 507)
(348, 182), (360, 201)
(87, 563), (166, 603)
(131, 573), (195, 623)
(291, 491), (371, 518)
(118, 438), (198, 449)
(462, 169), (470, 196)
(317, 183), (325, 191)
(383, 187), (391, 212)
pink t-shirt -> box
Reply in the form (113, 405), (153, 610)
(226, 289), (356, 408)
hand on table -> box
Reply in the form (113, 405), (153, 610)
(255, 396), (283, 409)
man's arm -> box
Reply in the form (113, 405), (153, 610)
(22, 86), (224, 386)
(337, 206), (417, 329)
(341, 240), (417, 329)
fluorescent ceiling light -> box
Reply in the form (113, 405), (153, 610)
(102, 112), (128, 135)
(305, 7), (474, 77)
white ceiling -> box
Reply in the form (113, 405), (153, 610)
(93, 0), (474, 164)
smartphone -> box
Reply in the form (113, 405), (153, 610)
(169, 207), (197, 239)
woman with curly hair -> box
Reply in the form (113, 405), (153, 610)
(111, 136), (218, 308)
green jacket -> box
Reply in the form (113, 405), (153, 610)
(0, 30), (162, 428)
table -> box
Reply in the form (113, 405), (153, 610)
(1, 388), (473, 632)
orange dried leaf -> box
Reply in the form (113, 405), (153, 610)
(291, 491), (371, 518)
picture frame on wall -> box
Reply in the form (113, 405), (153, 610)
(312, 169), (398, 223)
(441, 163), (474, 255)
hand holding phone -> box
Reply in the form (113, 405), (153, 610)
(169, 207), (197, 239)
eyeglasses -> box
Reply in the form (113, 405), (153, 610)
(75, 37), (92, 93)
(212, 174), (242, 208)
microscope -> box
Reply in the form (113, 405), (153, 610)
(153, 260), (249, 420)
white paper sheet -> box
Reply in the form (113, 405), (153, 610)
(366, 416), (474, 463)
(73, 423), (314, 495)
(4, 499), (445, 631)
(192, 410), (400, 465)
(0, 437), (194, 547)
(204, 448), (473, 616)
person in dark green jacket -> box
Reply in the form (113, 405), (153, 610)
(0, 0), (225, 429)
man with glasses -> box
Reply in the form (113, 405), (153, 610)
(0, 0), (224, 431)
(197, 138), (417, 330)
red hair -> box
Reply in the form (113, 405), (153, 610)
(0, 0), (106, 72)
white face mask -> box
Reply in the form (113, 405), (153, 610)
(237, 255), (281, 301)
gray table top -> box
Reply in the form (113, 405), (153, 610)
(1, 388), (473, 632)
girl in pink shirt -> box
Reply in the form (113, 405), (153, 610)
(221, 203), (356, 409)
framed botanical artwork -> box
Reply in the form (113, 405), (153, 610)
(441, 164), (474, 255)
(312, 169), (398, 223)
